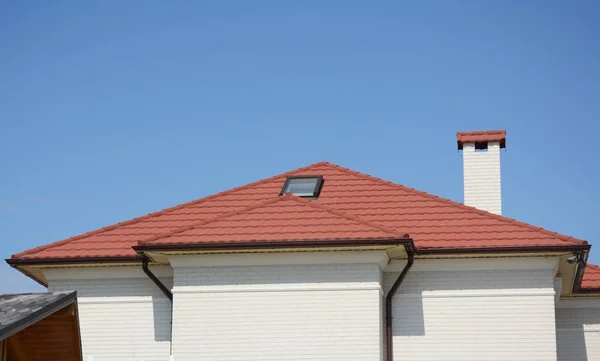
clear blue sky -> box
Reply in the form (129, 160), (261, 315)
(1, 0), (599, 293)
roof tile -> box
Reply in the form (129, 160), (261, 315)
(581, 264), (600, 290)
(11, 161), (587, 260)
(142, 194), (402, 246)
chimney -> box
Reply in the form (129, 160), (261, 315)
(457, 130), (506, 215)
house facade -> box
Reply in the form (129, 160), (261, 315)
(6, 131), (600, 361)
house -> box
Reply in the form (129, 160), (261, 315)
(0, 291), (82, 361)
(5, 130), (600, 361)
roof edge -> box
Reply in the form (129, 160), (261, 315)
(134, 238), (413, 253)
(0, 291), (77, 341)
(576, 288), (600, 294)
(6, 255), (143, 266)
(418, 244), (591, 255)
(11, 161), (331, 259)
(8, 243), (588, 265)
(6, 263), (48, 288)
(322, 162), (587, 246)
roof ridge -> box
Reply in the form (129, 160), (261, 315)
(318, 162), (587, 246)
(285, 195), (406, 237)
(140, 196), (289, 245)
(12, 161), (330, 259)
(140, 193), (406, 246)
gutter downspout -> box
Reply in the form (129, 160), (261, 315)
(572, 249), (590, 293)
(385, 243), (415, 361)
(141, 255), (174, 358)
(142, 256), (173, 301)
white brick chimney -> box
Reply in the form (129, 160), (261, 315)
(457, 130), (506, 215)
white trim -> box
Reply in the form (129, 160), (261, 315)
(384, 257), (559, 272)
(43, 265), (173, 281)
(172, 284), (383, 294)
(393, 289), (555, 298)
(168, 251), (390, 269)
(77, 297), (172, 304)
(554, 277), (563, 304)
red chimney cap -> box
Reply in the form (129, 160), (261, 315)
(457, 130), (506, 150)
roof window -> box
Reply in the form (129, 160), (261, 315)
(280, 176), (323, 198)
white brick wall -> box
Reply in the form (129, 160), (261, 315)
(384, 258), (558, 361)
(45, 266), (173, 361)
(462, 141), (502, 214)
(38, 255), (577, 361)
(556, 298), (600, 361)
(169, 252), (387, 361)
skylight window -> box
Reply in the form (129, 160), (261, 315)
(280, 176), (323, 198)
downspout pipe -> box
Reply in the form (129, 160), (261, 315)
(572, 250), (590, 293)
(385, 243), (415, 361)
(142, 255), (173, 301)
(142, 255), (174, 358)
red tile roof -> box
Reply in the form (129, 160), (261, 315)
(11, 161), (587, 261)
(457, 130), (506, 149)
(140, 193), (405, 246)
(581, 264), (600, 290)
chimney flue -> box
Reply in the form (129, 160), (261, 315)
(457, 130), (506, 215)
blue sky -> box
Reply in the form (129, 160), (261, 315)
(1, 0), (599, 292)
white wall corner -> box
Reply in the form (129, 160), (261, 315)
(554, 277), (563, 305)
(553, 257), (561, 276)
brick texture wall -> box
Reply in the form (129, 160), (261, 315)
(42, 256), (570, 361)
(462, 141), (502, 214)
(384, 267), (558, 361)
(556, 298), (600, 361)
(48, 268), (173, 361)
(171, 262), (383, 361)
